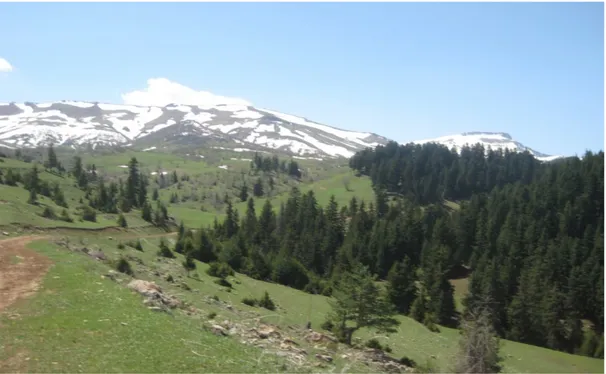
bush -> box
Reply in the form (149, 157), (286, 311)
(207, 262), (235, 279)
(79, 205), (97, 222)
(158, 238), (175, 258)
(214, 278), (232, 288)
(207, 312), (217, 319)
(258, 291), (276, 311)
(117, 242), (125, 249)
(41, 206), (56, 219)
(365, 338), (384, 350)
(242, 297), (257, 307)
(117, 213), (128, 228)
(399, 356), (417, 368)
(115, 258), (133, 276)
(59, 209), (73, 222)
(321, 320), (334, 331)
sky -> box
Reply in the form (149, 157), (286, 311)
(0, 2), (603, 156)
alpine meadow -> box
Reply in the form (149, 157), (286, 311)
(0, 2), (603, 373)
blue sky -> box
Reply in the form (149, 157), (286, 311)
(0, 2), (602, 156)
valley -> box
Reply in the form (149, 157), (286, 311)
(0, 140), (602, 373)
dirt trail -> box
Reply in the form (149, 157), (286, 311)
(0, 230), (175, 313)
(0, 235), (51, 312)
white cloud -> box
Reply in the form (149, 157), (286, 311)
(121, 78), (251, 108)
(0, 58), (13, 72)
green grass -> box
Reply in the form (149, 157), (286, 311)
(0, 238), (302, 373)
(0, 184), (149, 230)
(3, 233), (601, 373)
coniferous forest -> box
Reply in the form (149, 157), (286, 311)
(179, 141), (605, 358)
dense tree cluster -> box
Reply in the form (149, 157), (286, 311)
(196, 145), (603, 357)
(350, 141), (542, 204)
(251, 152), (301, 179)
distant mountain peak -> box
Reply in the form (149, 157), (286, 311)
(412, 132), (562, 162)
(0, 101), (387, 158)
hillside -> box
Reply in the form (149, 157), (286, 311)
(0, 101), (387, 158)
(0, 141), (602, 374)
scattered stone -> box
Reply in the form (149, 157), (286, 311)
(120, 322), (128, 326)
(315, 353), (333, 363)
(103, 270), (119, 281)
(88, 250), (106, 261)
(2, 231), (9, 236)
(211, 324), (227, 336)
(127, 279), (181, 309)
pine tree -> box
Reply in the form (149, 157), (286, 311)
(126, 157), (140, 208)
(253, 177), (264, 197)
(387, 257), (417, 314)
(239, 183), (249, 202)
(328, 264), (400, 345)
(141, 201), (153, 222)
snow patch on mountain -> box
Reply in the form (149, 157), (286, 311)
(412, 132), (562, 162)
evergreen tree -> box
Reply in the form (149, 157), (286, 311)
(239, 183), (249, 202)
(327, 264), (399, 345)
(253, 177), (264, 197)
(387, 257), (417, 314)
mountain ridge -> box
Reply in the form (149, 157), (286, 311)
(0, 101), (562, 161)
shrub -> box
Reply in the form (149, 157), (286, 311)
(207, 262), (235, 279)
(258, 291), (276, 311)
(117, 213), (128, 228)
(115, 258), (133, 276)
(365, 338), (384, 350)
(117, 242), (125, 249)
(158, 238), (175, 258)
(59, 209), (73, 222)
(399, 356), (417, 368)
(207, 312), (217, 320)
(41, 206), (56, 219)
(79, 205), (97, 222)
(214, 278), (232, 288)
(321, 320), (334, 331)
(135, 240), (143, 251)
(242, 297), (257, 307)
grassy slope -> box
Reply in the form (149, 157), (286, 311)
(0, 238), (294, 373)
(0, 158), (148, 230)
(1, 233), (602, 373)
(1, 150), (603, 373)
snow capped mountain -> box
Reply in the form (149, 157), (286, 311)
(0, 99), (561, 162)
(0, 101), (387, 158)
(412, 132), (562, 162)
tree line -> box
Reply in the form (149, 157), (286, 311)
(174, 143), (603, 358)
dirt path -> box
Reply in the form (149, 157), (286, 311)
(0, 235), (51, 312)
(0, 230), (175, 313)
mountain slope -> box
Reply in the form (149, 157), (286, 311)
(0, 101), (387, 158)
(412, 131), (562, 162)
(0, 102), (562, 161)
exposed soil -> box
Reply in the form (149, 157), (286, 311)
(0, 235), (51, 312)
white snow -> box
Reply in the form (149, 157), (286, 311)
(231, 109), (264, 120)
(143, 146), (157, 151)
(412, 132), (561, 161)
(259, 108), (376, 148)
(60, 101), (95, 108)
